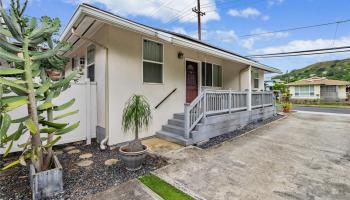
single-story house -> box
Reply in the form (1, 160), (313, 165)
(287, 77), (350, 100)
(59, 4), (281, 147)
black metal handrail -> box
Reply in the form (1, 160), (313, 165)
(155, 88), (177, 109)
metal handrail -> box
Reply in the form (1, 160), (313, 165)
(155, 88), (177, 109)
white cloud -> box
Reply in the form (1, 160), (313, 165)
(227, 7), (261, 18)
(240, 28), (289, 49)
(204, 30), (238, 42)
(65, 0), (220, 23)
(268, 0), (285, 7)
(252, 36), (350, 55)
(262, 15), (270, 21)
(172, 27), (187, 35)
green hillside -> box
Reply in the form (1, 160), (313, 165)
(274, 58), (350, 82)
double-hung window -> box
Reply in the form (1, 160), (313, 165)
(143, 39), (163, 84)
(87, 45), (95, 82)
(253, 72), (259, 89)
(295, 85), (314, 97)
(201, 62), (222, 87)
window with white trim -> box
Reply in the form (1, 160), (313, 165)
(87, 45), (95, 82)
(295, 85), (314, 97)
(253, 72), (259, 89)
(143, 39), (163, 83)
(201, 62), (222, 87)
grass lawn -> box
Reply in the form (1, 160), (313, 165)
(139, 173), (194, 200)
(293, 104), (350, 109)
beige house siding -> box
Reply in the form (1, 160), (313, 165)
(103, 25), (251, 145)
(65, 23), (275, 146)
(289, 84), (347, 100)
(338, 85), (347, 99)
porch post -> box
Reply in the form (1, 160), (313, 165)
(184, 103), (190, 139)
(247, 65), (252, 111)
(203, 90), (207, 118)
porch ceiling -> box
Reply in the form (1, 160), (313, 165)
(63, 16), (104, 56)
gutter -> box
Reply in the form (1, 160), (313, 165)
(71, 28), (110, 150)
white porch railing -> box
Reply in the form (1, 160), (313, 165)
(184, 90), (274, 139)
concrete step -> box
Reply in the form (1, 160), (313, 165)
(162, 124), (185, 135)
(156, 131), (193, 146)
(173, 113), (184, 120)
(168, 119), (185, 127)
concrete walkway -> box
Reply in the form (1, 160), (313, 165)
(155, 112), (350, 200)
(293, 106), (350, 114)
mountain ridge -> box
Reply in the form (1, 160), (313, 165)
(274, 58), (350, 82)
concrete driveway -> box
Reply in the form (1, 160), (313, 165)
(155, 112), (350, 200)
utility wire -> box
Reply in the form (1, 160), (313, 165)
(250, 49), (350, 58)
(240, 19), (350, 38)
(247, 45), (350, 57)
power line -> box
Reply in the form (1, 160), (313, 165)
(247, 45), (350, 57)
(239, 19), (350, 38)
(250, 49), (350, 58)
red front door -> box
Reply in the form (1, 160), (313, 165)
(186, 61), (198, 103)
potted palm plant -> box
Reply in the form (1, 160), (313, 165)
(119, 95), (152, 171)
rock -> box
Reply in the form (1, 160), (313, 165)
(73, 141), (84, 145)
(76, 160), (94, 167)
(67, 149), (81, 154)
(63, 146), (76, 152)
(79, 153), (93, 159)
(55, 150), (64, 155)
(104, 159), (119, 166)
(109, 146), (118, 150)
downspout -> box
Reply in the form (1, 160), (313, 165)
(71, 28), (110, 150)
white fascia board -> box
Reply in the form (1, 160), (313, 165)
(60, 5), (281, 74)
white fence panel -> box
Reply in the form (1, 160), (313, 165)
(0, 82), (97, 154)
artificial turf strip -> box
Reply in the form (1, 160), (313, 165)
(139, 173), (194, 200)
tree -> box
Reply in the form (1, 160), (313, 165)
(273, 83), (287, 93)
(0, 0), (79, 172)
(121, 95), (152, 152)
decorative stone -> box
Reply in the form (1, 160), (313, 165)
(76, 160), (94, 167)
(79, 153), (93, 159)
(104, 159), (119, 166)
(67, 149), (81, 154)
(55, 151), (64, 155)
(109, 146), (118, 150)
(73, 141), (84, 145)
(63, 146), (76, 152)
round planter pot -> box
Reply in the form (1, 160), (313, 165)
(119, 145), (148, 171)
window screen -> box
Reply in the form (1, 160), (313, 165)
(143, 39), (163, 83)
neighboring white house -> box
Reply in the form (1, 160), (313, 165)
(59, 4), (281, 146)
(288, 77), (349, 100)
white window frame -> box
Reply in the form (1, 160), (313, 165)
(253, 71), (260, 89)
(86, 44), (96, 82)
(142, 38), (164, 84)
(201, 61), (223, 88)
(295, 85), (315, 97)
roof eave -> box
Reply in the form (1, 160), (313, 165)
(60, 4), (282, 74)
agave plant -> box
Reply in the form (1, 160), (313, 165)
(0, 0), (79, 172)
(122, 95), (152, 152)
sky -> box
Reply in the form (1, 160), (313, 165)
(5, 0), (350, 77)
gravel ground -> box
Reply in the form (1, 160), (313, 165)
(197, 115), (285, 149)
(0, 141), (168, 200)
